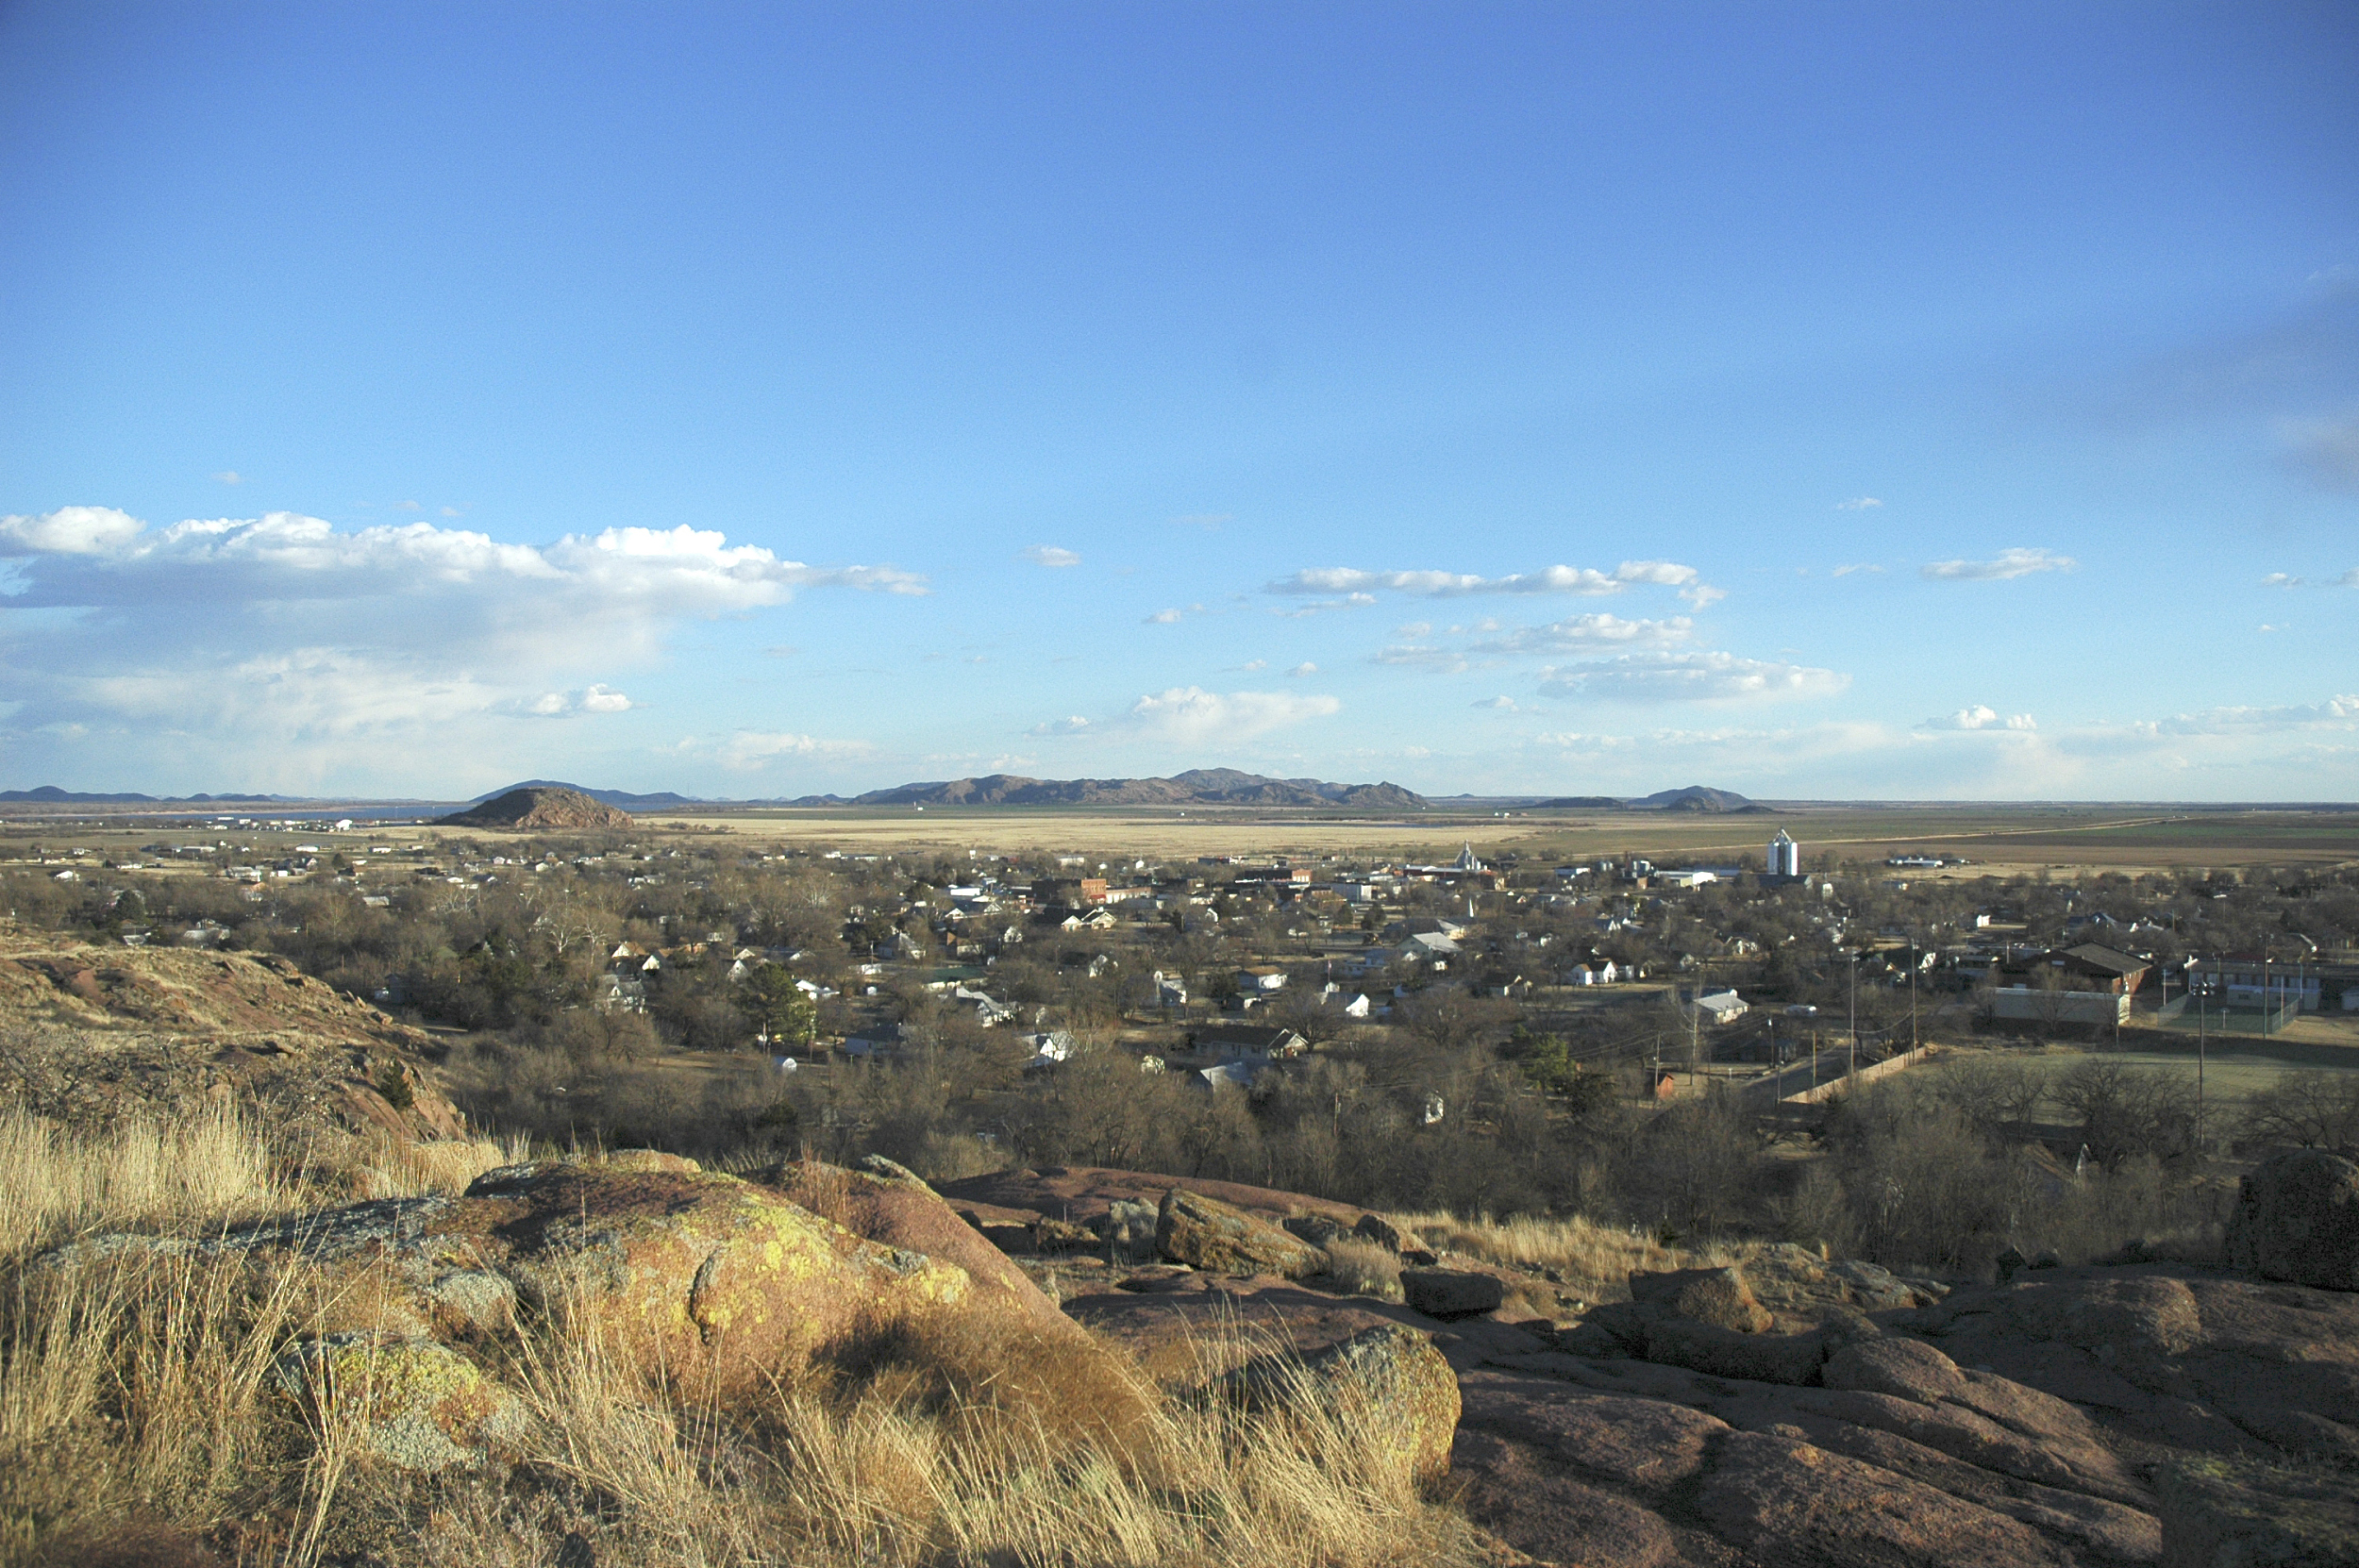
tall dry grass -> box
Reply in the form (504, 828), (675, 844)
(1391, 1208), (1748, 1306)
(0, 1101), (307, 1258)
(1, 1102), (1487, 1568)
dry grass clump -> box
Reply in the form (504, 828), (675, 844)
(0, 1101), (308, 1258)
(1389, 1209), (1748, 1304)
(0, 1101), (523, 1259)
(1316, 1237), (1405, 1301)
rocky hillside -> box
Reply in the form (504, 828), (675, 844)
(13, 1133), (2356, 1564)
(435, 785), (634, 830)
(0, 920), (462, 1143)
(951, 1162), (2359, 1568)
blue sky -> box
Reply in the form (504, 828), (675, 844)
(3, 2), (2354, 801)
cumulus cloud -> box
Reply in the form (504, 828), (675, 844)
(1146, 608), (1185, 624)
(1474, 695), (1519, 710)
(1920, 706), (2036, 732)
(1921, 547), (2076, 581)
(1477, 613), (1693, 654)
(1831, 563), (1884, 577)
(1287, 662), (1319, 677)
(0, 507), (926, 770)
(2137, 694), (2359, 737)
(1024, 544), (1081, 567)
(213, 471), (243, 486)
(1373, 613), (1693, 675)
(1266, 559), (1709, 600)
(1027, 715), (1094, 736)
(526, 684), (635, 717)
(1834, 497), (1882, 510)
(1124, 687), (1341, 743)
(2262, 573), (2303, 589)
(1537, 651), (1849, 702)
(0, 506), (148, 557)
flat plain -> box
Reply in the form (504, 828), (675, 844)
(640, 803), (2359, 872)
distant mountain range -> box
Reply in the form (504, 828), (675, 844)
(818, 769), (1428, 809)
(4, 775), (1765, 813)
(0, 786), (306, 805)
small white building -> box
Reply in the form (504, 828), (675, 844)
(1691, 989), (1748, 1026)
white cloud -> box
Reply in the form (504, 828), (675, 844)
(2262, 573), (2303, 589)
(1611, 559), (1698, 587)
(1478, 613), (1694, 654)
(1268, 562), (1662, 598)
(1920, 547), (2076, 581)
(1537, 651), (1850, 702)
(440, 506), (462, 518)
(1831, 563), (1884, 577)
(1920, 705), (2035, 732)
(2340, 569), (2359, 588)
(1024, 544), (1081, 568)
(1474, 695), (1519, 710)
(526, 684), (635, 717)
(1287, 662), (1319, 676)
(1027, 715), (1093, 736)
(1146, 608), (1184, 624)
(0, 506), (147, 556)
(2136, 694), (2359, 737)
(1236, 659), (1267, 672)
(212, 471), (243, 486)
(1834, 496), (1882, 510)
(0, 508), (927, 773)
(1124, 687), (1341, 743)
(1394, 621), (1432, 638)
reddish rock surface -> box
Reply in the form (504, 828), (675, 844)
(936, 1164), (1366, 1230)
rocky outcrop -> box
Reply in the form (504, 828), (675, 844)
(758, 1154), (1077, 1340)
(1401, 1267), (1506, 1319)
(273, 1331), (529, 1473)
(2227, 1149), (2359, 1291)
(436, 787), (632, 830)
(51, 1153), (974, 1405)
(0, 922), (465, 1144)
(1156, 1187), (1327, 1278)
(2155, 1454), (2359, 1568)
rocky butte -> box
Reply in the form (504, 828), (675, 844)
(434, 785), (634, 831)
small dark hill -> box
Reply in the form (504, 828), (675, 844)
(438, 786), (633, 830)
(1639, 785), (1757, 812)
(472, 779), (700, 810)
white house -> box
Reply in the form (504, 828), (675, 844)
(1235, 965), (1288, 993)
(1691, 990), (1748, 1026)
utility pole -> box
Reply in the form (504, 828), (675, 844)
(1909, 936), (1919, 1058)
(2196, 972), (2208, 1153)
(1848, 949), (1858, 1080)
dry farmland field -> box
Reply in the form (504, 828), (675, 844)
(640, 802), (2359, 873)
